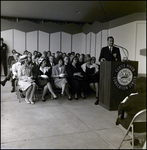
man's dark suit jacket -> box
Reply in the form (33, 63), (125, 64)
(99, 46), (121, 62)
(116, 93), (146, 129)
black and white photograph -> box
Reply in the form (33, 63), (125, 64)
(1, 1), (146, 149)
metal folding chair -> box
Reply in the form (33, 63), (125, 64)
(118, 109), (146, 149)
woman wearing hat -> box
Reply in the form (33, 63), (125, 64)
(81, 54), (100, 104)
(35, 57), (57, 101)
(67, 56), (88, 100)
(17, 55), (37, 104)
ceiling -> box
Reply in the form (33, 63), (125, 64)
(1, 1), (146, 24)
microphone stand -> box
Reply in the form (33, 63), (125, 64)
(114, 44), (129, 61)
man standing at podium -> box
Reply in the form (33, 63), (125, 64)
(99, 36), (121, 62)
(94, 36), (121, 105)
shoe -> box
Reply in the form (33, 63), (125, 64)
(25, 98), (30, 104)
(20, 93), (25, 98)
(116, 122), (119, 125)
(42, 99), (46, 102)
(11, 88), (15, 92)
(52, 94), (57, 99)
(81, 92), (86, 99)
(74, 96), (78, 100)
(1, 80), (6, 86)
(68, 95), (72, 100)
(29, 99), (35, 104)
(53, 96), (57, 99)
(61, 93), (65, 96)
(94, 99), (99, 105)
(130, 139), (140, 146)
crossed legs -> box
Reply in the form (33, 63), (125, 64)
(42, 82), (57, 101)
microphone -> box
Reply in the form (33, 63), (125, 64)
(113, 44), (129, 61)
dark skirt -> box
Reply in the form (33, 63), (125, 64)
(35, 77), (49, 88)
(87, 74), (99, 84)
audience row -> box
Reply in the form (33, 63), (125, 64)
(1, 49), (100, 105)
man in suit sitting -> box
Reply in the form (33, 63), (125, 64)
(99, 36), (121, 62)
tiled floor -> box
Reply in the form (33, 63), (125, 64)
(1, 76), (144, 149)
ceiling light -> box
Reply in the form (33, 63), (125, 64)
(76, 11), (80, 14)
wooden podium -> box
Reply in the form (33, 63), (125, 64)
(99, 61), (138, 111)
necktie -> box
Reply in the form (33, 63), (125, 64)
(109, 47), (112, 53)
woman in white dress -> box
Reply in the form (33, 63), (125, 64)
(18, 55), (36, 104)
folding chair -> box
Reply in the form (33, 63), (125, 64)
(118, 109), (146, 149)
(142, 140), (146, 149)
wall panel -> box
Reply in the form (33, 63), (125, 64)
(61, 32), (71, 54)
(38, 30), (49, 53)
(101, 30), (108, 48)
(14, 29), (25, 55)
(135, 22), (146, 74)
(50, 32), (61, 53)
(90, 32), (96, 57)
(109, 22), (136, 61)
(86, 33), (91, 54)
(72, 33), (83, 54)
(82, 33), (86, 54)
(95, 31), (102, 64)
(26, 31), (38, 53)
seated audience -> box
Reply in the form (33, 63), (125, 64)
(35, 57), (57, 101)
(51, 57), (72, 100)
(17, 55), (37, 104)
(81, 54), (100, 104)
(67, 56), (88, 100)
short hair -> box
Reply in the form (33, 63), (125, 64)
(64, 56), (69, 61)
(107, 36), (114, 41)
(71, 52), (75, 55)
(57, 56), (64, 64)
(71, 56), (78, 63)
(76, 53), (80, 56)
(135, 76), (146, 94)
